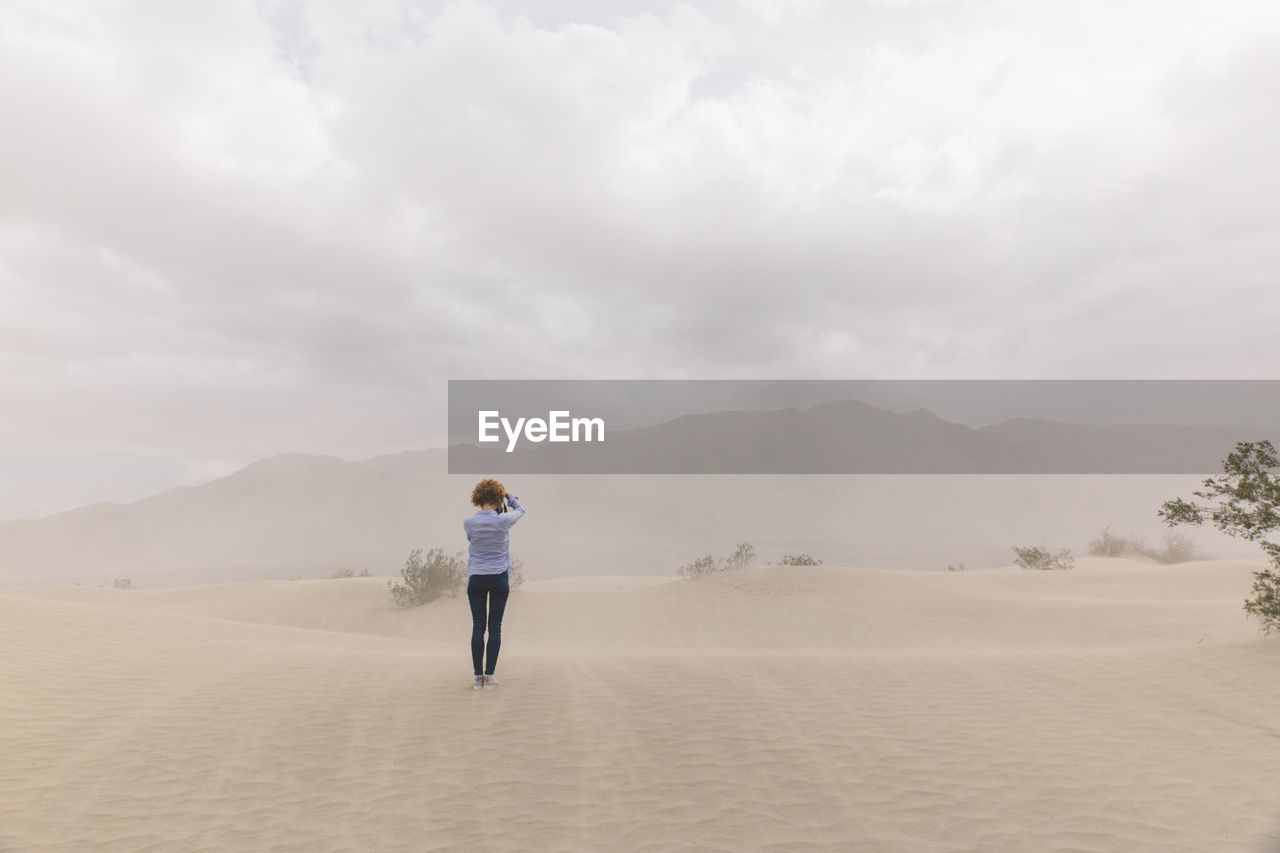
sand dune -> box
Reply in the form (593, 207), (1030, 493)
(3, 559), (1279, 851)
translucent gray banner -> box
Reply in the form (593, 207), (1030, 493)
(447, 380), (1280, 474)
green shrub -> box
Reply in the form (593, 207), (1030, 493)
(389, 547), (464, 607)
(1160, 440), (1280, 635)
(1012, 545), (1075, 571)
(1245, 566), (1280, 633)
(778, 553), (823, 566)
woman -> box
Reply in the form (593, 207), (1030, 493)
(463, 478), (525, 690)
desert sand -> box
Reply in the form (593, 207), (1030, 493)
(3, 557), (1279, 852)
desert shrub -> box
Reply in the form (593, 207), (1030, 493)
(111, 578), (136, 590)
(388, 547), (465, 607)
(1088, 525), (1152, 558)
(778, 553), (823, 566)
(331, 568), (371, 578)
(1160, 440), (1280, 635)
(510, 556), (526, 590)
(1244, 566), (1280, 634)
(678, 542), (756, 578)
(1153, 532), (1201, 564)
(1088, 525), (1203, 564)
(678, 554), (719, 578)
(1012, 545), (1075, 571)
(947, 562), (966, 572)
(1089, 525), (1122, 556)
(726, 542), (755, 570)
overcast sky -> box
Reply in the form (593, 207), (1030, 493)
(2, 0), (1279, 519)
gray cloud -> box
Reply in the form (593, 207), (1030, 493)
(2, 0), (1280, 517)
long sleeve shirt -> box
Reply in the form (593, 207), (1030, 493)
(463, 494), (526, 576)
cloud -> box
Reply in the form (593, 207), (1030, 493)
(2, 0), (1280, 513)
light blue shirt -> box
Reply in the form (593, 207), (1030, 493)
(463, 494), (526, 576)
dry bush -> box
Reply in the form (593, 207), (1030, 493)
(678, 554), (718, 578)
(778, 553), (823, 566)
(330, 568), (371, 578)
(1153, 532), (1201, 564)
(388, 548), (465, 607)
(1012, 546), (1075, 571)
(678, 542), (756, 578)
(1089, 525), (1202, 564)
(1089, 525), (1151, 558)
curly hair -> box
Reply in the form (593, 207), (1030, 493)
(470, 478), (507, 508)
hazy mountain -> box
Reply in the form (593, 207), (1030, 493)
(449, 398), (1279, 473)
(0, 451), (460, 586)
(976, 419), (1276, 473)
(3, 400), (1271, 586)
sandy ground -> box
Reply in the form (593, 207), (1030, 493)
(3, 558), (1279, 852)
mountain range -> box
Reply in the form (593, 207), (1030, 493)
(450, 398), (1278, 473)
(2, 399), (1269, 585)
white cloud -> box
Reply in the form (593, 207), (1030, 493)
(2, 0), (1280, 513)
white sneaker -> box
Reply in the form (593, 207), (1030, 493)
(482, 674), (499, 689)
(473, 676), (485, 690)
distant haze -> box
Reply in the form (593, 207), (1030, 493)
(0, 448), (1248, 588)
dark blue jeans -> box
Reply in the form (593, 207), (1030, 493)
(467, 571), (510, 676)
